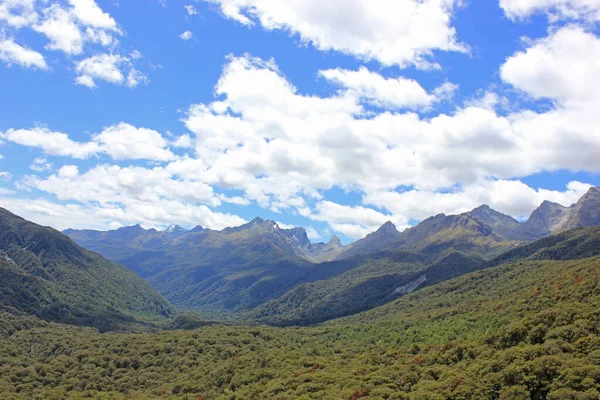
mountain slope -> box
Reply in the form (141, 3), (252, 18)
(0, 207), (173, 332)
(67, 218), (322, 316)
(334, 221), (401, 260)
(251, 249), (484, 326)
(3, 229), (600, 399)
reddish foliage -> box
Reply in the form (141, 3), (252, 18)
(350, 388), (368, 399)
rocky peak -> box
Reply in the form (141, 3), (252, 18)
(377, 221), (399, 235)
(467, 204), (520, 239)
(282, 227), (311, 248)
(191, 225), (204, 232)
(326, 235), (342, 249)
(562, 186), (600, 230)
(163, 225), (188, 239)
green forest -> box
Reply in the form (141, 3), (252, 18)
(2, 245), (600, 398)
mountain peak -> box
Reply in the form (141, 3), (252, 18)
(327, 235), (342, 247)
(164, 225), (185, 232)
(282, 227), (311, 248)
(377, 221), (398, 233)
(191, 225), (204, 232)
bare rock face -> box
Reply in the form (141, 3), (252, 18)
(561, 187), (600, 230)
(510, 200), (570, 241)
(510, 187), (600, 241)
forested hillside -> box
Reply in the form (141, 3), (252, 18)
(2, 227), (600, 398)
(0, 207), (173, 332)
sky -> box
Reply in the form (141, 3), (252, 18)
(0, 0), (600, 244)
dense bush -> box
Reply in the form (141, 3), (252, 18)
(1, 255), (600, 399)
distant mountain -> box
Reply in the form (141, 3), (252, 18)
(0, 207), (173, 332)
(66, 217), (331, 316)
(388, 211), (519, 259)
(509, 187), (600, 240)
(63, 187), (600, 325)
(280, 227), (345, 262)
(335, 221), (401, 260)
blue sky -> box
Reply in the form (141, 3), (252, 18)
(1, 0), (599, 243)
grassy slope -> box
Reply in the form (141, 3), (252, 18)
(1, 228), (600, 399)
(0, 207), (174, 332)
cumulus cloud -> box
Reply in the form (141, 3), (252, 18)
(0, 38), (48, 70)
(319, 67), (452, 110)
(1, 128), (101, 159)
(30, 157), (52, 172)
(180, 30), (193, 40)
(365, 180), (593, 225)
(0, 196), (246, 231)
(1, 123), (176, 161)
(0, 0), (38, 28)
(203, 0), (467, 68)
(13, 164), (246, 230)
(75, 53), (147, 88)
(0, 0), (147, 86)
(94, 123), (177, 161)
(34, 3), (85, 55)
(4, 25), (600, 238)
(500, 0), (600, 22)
(501, 26), (600, 103)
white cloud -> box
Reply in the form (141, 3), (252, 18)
(34, 3), (84, 55)
(184, 5), (197, 15)
(94, 123), (177, 161)
(30, 157), (52, 172)
(329, 223), (373, 240)
(0, 38), (48, 70)
(5, 24), (600, 237)
(75, 53), (147, 88)
(500, 0), (600, 22)
(1, 123), (174, 162)
(58, 165), (79, 178)
(180, 30), (193, 40)
(29, 0), (121, 55)
(0, 0), (145, 87)
(0, 0), (38, 28)
(365, 180), (593, 224)
(303, 200), (405, 239)
(75, 74), (96, 88)
(203, 0), (467, 68)
(24, 164), (219, 206)
(501, 26), (600, 103)
(1, 128), (101, 159)
(306, 226), (322, 240)
(68, 0), (119, 30)
(171, 134), (193, 148)
(319, 67), (443, 110)
(174, 48), (600, 236)
(14, 163), (247, 231)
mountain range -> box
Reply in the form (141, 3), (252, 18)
(62, 186), (600, 323)
(4, 219), (600, 398)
